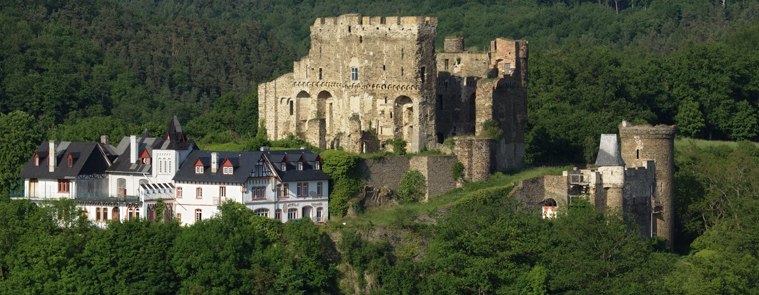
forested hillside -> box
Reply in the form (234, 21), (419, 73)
(2, 1), (759, 293)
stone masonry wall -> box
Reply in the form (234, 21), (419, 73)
(453, 137), (493, 182)
(409, 155), (458, 201)
(359, 156), (409, 192)
(619, 121), (676, 244)
(359, 155), (457, 201)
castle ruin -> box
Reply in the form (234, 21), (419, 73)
(259, 14), (527, 175)
(511, 121), (676, 244)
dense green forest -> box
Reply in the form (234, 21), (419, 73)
(2, 0), (759, 293)
(0, 142), (757, 293)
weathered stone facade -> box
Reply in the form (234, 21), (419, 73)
(259, 14), (528, 173)
(511, 122), (675, 243)
(619, 121), (676, 244)
(358, 155), (458, 201)
(259, 14), (438, 153)
(436, 37), (528, 173)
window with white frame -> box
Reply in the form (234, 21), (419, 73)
(176, 187), (183, 198)
(195, 166), (204, 174)
(317, 182), (323, 196)
(196, 187), (202, 199)
(254, 208), (269, 217)
(287, 208), (297, 220)
(223, 166), (233, 175)
(195, 209), (202, 222)
(219, 186), (226, 198)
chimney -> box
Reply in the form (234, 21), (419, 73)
(100, 135), (109, 145)
(48, 140), (55, 172)
(211, 152), (218, 173)
(130, 135), (137, 164)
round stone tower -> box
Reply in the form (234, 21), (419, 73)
(618, 121), (676, 244)
(444, 36), (464, 52)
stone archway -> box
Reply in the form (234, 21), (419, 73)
(393, 96), (414, 145)
(542, 198), (558, 219)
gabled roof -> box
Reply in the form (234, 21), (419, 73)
(20, 141), (111, 179)
(107, 135), (165, 174)
(173, 149), (330, 184)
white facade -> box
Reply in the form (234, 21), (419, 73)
(173, 179), (329, 225)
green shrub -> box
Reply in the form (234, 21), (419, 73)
(384, 138), (407, 155)
(481, 119), (503, 140)
(452, 161), (465, 181)
(398, 170), (426, 203)
(321, 150), (364, 217)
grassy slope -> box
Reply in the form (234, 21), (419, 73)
(331, 166), (569, 228)
(676, 138), (759, 149)
(332, 138), (757, 228)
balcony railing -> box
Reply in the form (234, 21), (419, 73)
(13, 193), (141, 203)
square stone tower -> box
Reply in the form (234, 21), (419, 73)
(259, 14), (438, 153)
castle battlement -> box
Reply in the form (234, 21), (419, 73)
(619, 121), (676, 138)
(313, 14), (437, 28)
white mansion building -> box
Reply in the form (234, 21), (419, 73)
(15, 117), (330, 225)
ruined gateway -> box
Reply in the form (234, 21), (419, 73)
(259, 14), (528, 172)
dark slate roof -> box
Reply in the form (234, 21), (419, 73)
(162, 115), (194, 150)
(267, 150), (330, 182)
(107, 135), (165, 174)
(173, 149), (330, 184)
(20, 141), (111, 179)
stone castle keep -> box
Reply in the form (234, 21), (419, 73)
(259, 14), (527, 174)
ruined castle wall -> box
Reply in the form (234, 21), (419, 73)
(437, 52), (490, 77)
(359, 155), (456, 201)
(359, 156), (410, 192)
(511, 175), (569, 210)
(454, 137), (493, 182)
(623, 161), (656, 237)
(258, 73), (294, 139)
(434, 75), (478, 140)
(472, 77), (525, 171)
(410, 155), (457, 201)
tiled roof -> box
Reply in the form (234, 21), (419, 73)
(173, 149), (330, 184)
(20, 141), (111, 179)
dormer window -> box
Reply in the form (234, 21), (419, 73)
(33, 153), (39, 166)
(195, 159), (204, 174)
(314, 161), (321, 170)
(140, 150), (151, 165)
(221, 159), (234, 175)
(67, 154), (73, 168)
(297, 162), (303, 171)
(281, 163), (287, 171)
